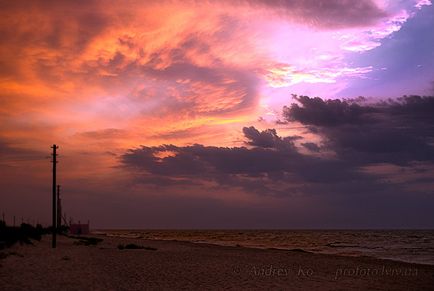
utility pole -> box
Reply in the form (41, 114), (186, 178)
(51, 144), (58, 248)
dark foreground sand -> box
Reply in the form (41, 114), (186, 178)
(0, 235), (433, 290)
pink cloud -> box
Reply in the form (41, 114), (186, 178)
(0, 0), (428, 156)
(415, 0), (432, 9)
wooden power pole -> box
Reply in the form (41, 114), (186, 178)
(51, 144), (58, 248)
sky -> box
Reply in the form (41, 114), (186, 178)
(0, 0), (433, 229)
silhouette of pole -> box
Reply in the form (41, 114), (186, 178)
(51, 144), (58, 248)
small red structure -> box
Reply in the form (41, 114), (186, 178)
(69, 222), (90, 235)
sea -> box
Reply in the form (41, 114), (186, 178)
(97, 229), (434, 265)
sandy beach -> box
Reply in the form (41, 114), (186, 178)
(1, 234), (433, 290)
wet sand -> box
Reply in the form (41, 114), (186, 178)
(1, 235), (433, 290)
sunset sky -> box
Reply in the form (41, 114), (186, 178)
(1, 0), (434, 228)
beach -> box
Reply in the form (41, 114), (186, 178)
(1, 235), (433, 290)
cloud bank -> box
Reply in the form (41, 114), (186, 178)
(122, 96), (434, 200)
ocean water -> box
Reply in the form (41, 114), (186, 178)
(97, 229), (434, 265)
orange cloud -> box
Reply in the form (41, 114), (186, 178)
(0, 0), (428, 187)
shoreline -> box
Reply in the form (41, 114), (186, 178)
(113, 235), (434, 268)
(1, 234), (433, 290)
(97, 231), (434, 267)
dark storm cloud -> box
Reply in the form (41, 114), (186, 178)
(285, 95), (434, 127)
(385, 95), (434, 122)
(283, 96), (374, 127)
(121, 95), (434, 197)
(301, 142), (320, 152)
(284, 95), (434, 165)
(242, 126), (301, 150)
(123, 144), (289, 177)
(121, 127), (375, 195)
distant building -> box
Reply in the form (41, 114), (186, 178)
(69, 222), (89, 235)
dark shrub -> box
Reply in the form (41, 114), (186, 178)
(118, 243), (157, 250)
